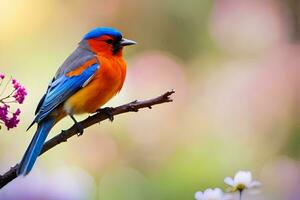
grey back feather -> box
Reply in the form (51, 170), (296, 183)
(55, 40), (96, 79)
(32, 40), (97, 121)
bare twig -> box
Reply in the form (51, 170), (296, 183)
(0, 90), (175, 189)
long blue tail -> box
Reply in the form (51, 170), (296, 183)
(18, 118), (55, 176)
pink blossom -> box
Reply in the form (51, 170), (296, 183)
(0, 74), (27, 130)
(13, 86), (27, 104)
(4, 109), (21, 130)
(0, 104), (9, 122)
(12, 79), (21, 90)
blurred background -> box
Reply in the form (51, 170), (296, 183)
(0, 0), (299, 199)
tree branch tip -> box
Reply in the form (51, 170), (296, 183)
(167, 98), (173, 103)
(168, 89), (176, 94)
(163, 90), (175, 98)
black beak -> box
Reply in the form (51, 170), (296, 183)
(120, 38), (137, 46)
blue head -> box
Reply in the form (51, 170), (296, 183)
(83, 27), (122, 40)
(83, 27), (136, 55)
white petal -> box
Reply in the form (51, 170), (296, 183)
(249, 180), (261, 188)
(195, 191), (203, 200)
(204, 188), (214, 196)
(224, 177), (234, 186)
(212, 188), (223, 197)
(234, 171), (252, 186)
(203, 188), (224, 200)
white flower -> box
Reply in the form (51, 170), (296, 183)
(224, 171), (261, 192)
(195, 188), (224, 200)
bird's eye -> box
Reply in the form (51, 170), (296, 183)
(106, 39), (113, 44)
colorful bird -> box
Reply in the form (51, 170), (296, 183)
(18, 27), (136, 176)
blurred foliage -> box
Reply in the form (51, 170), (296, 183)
(281, 121), (300, 159)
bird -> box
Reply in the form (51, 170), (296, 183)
(18, 27), (136, 176)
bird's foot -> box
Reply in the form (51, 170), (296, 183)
(96, 107), (114, 122)
(74, 122), (84, 136)
(69, 115), (84, 136)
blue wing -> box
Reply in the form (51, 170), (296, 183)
(29, 62), (99, 128)
(35, 41), (95, 115)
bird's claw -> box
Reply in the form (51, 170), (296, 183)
(96, 107), (114, 122)
(69, 115), (84, 136)
(75, 123), (84, 136)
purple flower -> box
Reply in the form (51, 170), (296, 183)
(13, 86), (27, 104)
(14, 108), (21, 116)
(12, 79), (21, 90)
(0, 74), (27, 130)
(0, 105), (21, 130)
(5, 109), (21, 130)
(0, 104), (9, 122)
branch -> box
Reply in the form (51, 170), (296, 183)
(0, 90), (175, 189)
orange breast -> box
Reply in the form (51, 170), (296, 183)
(64, 54), (126, 114)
